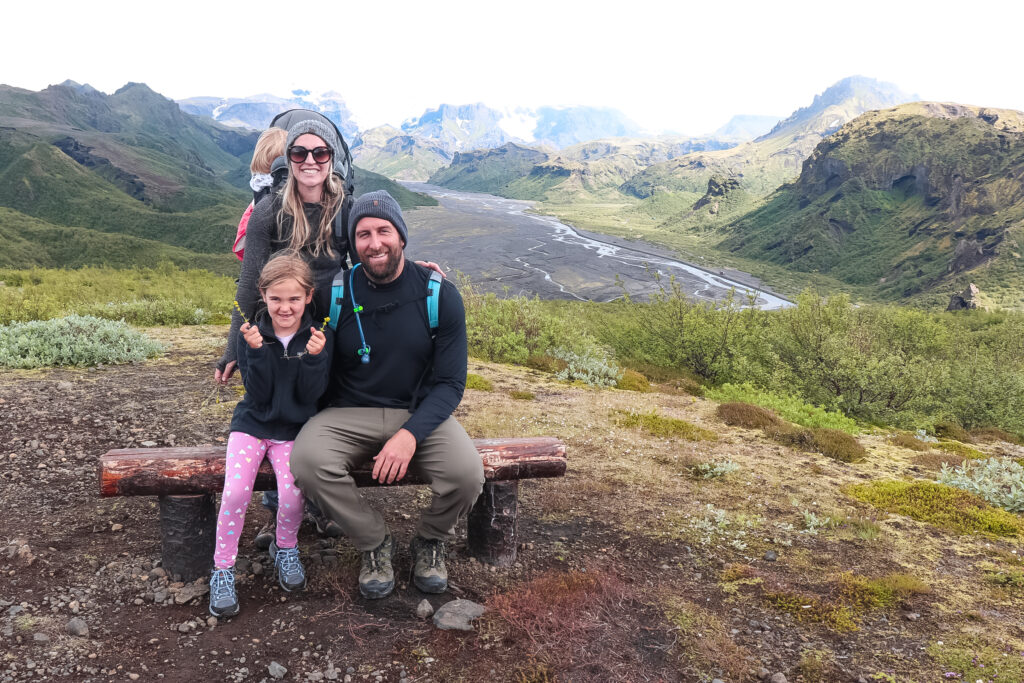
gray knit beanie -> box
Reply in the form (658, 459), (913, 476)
(348, 190), (408, 248)
(285, 119), (342, 159)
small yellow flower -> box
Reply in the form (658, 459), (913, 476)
(320, 317), (330, 331)
(232, 300), (249, 324)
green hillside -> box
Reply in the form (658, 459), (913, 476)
(0, 207), (237, 274)
(720, 103), (1024, 306)
(352, 125), (451, 181)
(354, 166), (438, 208)
(427, 143), (551, 194)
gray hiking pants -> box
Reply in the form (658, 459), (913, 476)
(290, 407), (484, 551)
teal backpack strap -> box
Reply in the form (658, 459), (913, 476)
(426, 270), (443, 334)
(328, 270), (346, 331)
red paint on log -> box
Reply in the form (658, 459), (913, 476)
(99, 437), (566, 497)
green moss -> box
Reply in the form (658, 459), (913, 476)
(509, 390), (535, 401)
(846, 480), (1024, 537)
(838, 572), (931, 610)
(763, 591), (858, 632)
(928, 637), (1024, 682)
(616, 410), (718, 441)
(984, 567), (1024, 589)
(936, 440), (988, 460)
(465, 373), (494, 391)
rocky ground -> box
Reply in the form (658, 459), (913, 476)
(1, 326), (1022, 682)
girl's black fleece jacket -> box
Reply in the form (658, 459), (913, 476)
(229, 310), (334, 440)
(323, 260), (467, 443)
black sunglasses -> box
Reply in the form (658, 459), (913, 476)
(287, 145), (332, 164)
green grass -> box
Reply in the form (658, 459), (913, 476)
(0, 264), (235, 325)
(846, 480), (1024, 537)
(928, 637), (1024, 682)
(616, 410), (718, 441)
(465, 373), (494, 391)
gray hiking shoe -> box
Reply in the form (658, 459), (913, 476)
(410, 536), (448, 594)
(359, 534), (396, 599)
(209, 568), (239, 618)
(269, 542), (307, 592)
(254, 519), (276, 551)
(306, 508), (343, 538)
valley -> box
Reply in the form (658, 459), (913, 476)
(402, 183), (791, 308)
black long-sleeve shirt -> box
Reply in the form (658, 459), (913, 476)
(229, 310), (333, 440)
(325, 260), (467, 442)
(219, 196), (347, 370)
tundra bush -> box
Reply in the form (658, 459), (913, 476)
(0, 315), (165, 368)
(938, 457), (1024, 513)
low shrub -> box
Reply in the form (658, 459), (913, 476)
(846, 480), (1024, 537)
(550, 347), (621, 388)
(970, 427), (1024, 445)
(810, 428), (867, 463)
(765, 424), (866, 463)
(935, 421), (972, 443)
(716, 402), (781, 430)
(465, 373), (494, 391)
(616, 410), (718, 442)
(691, 460), (740, 479)
(889, 432), (930, 452)
(509, 390), (535, 401)
(938, 457), (1024, 513)
(525, 353), (567, 374)
(0, 315), (165, 368)
(911, 452), (965, 472)
(615, 369), (650, 392)
(706, 382), (859, 434)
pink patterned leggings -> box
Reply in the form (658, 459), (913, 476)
(213, 431), (304, 569)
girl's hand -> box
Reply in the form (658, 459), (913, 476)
(415, 260), (446, 278)
(306, 327), (326, 355)
(241, 322), (263, 349)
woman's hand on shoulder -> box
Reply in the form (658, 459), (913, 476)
(241, 322), (264, 349)
(415, 261), (446, 278)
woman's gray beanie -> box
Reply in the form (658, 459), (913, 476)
(348, 190), (408, 247)
(285, 119), (342, 156)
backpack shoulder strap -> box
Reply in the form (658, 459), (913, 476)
(426, 270), (443, 334)
(328, 270), (346, 331)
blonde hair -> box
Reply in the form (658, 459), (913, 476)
(277, 151), (343, 258)
(257, 250), (314, 295)
(250, 128), (287, 175)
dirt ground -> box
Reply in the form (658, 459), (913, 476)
(1, 326), (1022, 683)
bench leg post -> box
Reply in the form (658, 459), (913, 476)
(467, 480), (519, 567)
(159, 494), (216, 582)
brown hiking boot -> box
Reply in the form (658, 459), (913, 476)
(409, 536), (447, 594)
(359, 533), (396, 599)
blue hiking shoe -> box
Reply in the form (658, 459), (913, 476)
(269, 542), (307, 592)
(209, 568), (240, 618)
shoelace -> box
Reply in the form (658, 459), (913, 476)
(211, 569), (235, 599)
(276, 547), (302, 576)
(421, 541), (445, 568)
(365, 548), (383, 573)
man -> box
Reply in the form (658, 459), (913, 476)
(291, 190), (484, 599)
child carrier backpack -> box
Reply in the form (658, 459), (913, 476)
(232, 108), (356, 261)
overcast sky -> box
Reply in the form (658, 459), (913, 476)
(6, 0), (1021, 135)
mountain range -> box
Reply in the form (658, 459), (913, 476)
(0, 81), (432, 273)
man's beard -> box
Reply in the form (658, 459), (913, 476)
(360, 245), (403, 283)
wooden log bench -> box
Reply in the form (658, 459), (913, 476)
(98, 437), (567, 581)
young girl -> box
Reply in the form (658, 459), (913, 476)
(209, 251), (333, 618)
(232, 127), (288, 261)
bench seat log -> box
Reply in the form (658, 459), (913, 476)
(98, 437), (566, 578)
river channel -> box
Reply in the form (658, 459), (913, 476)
(401, 183), (793, 310)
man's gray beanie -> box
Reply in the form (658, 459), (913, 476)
(285, 119), (342, 158)
(349, 190), (408, 248)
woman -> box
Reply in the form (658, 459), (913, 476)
(217, 117), (348, 383)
